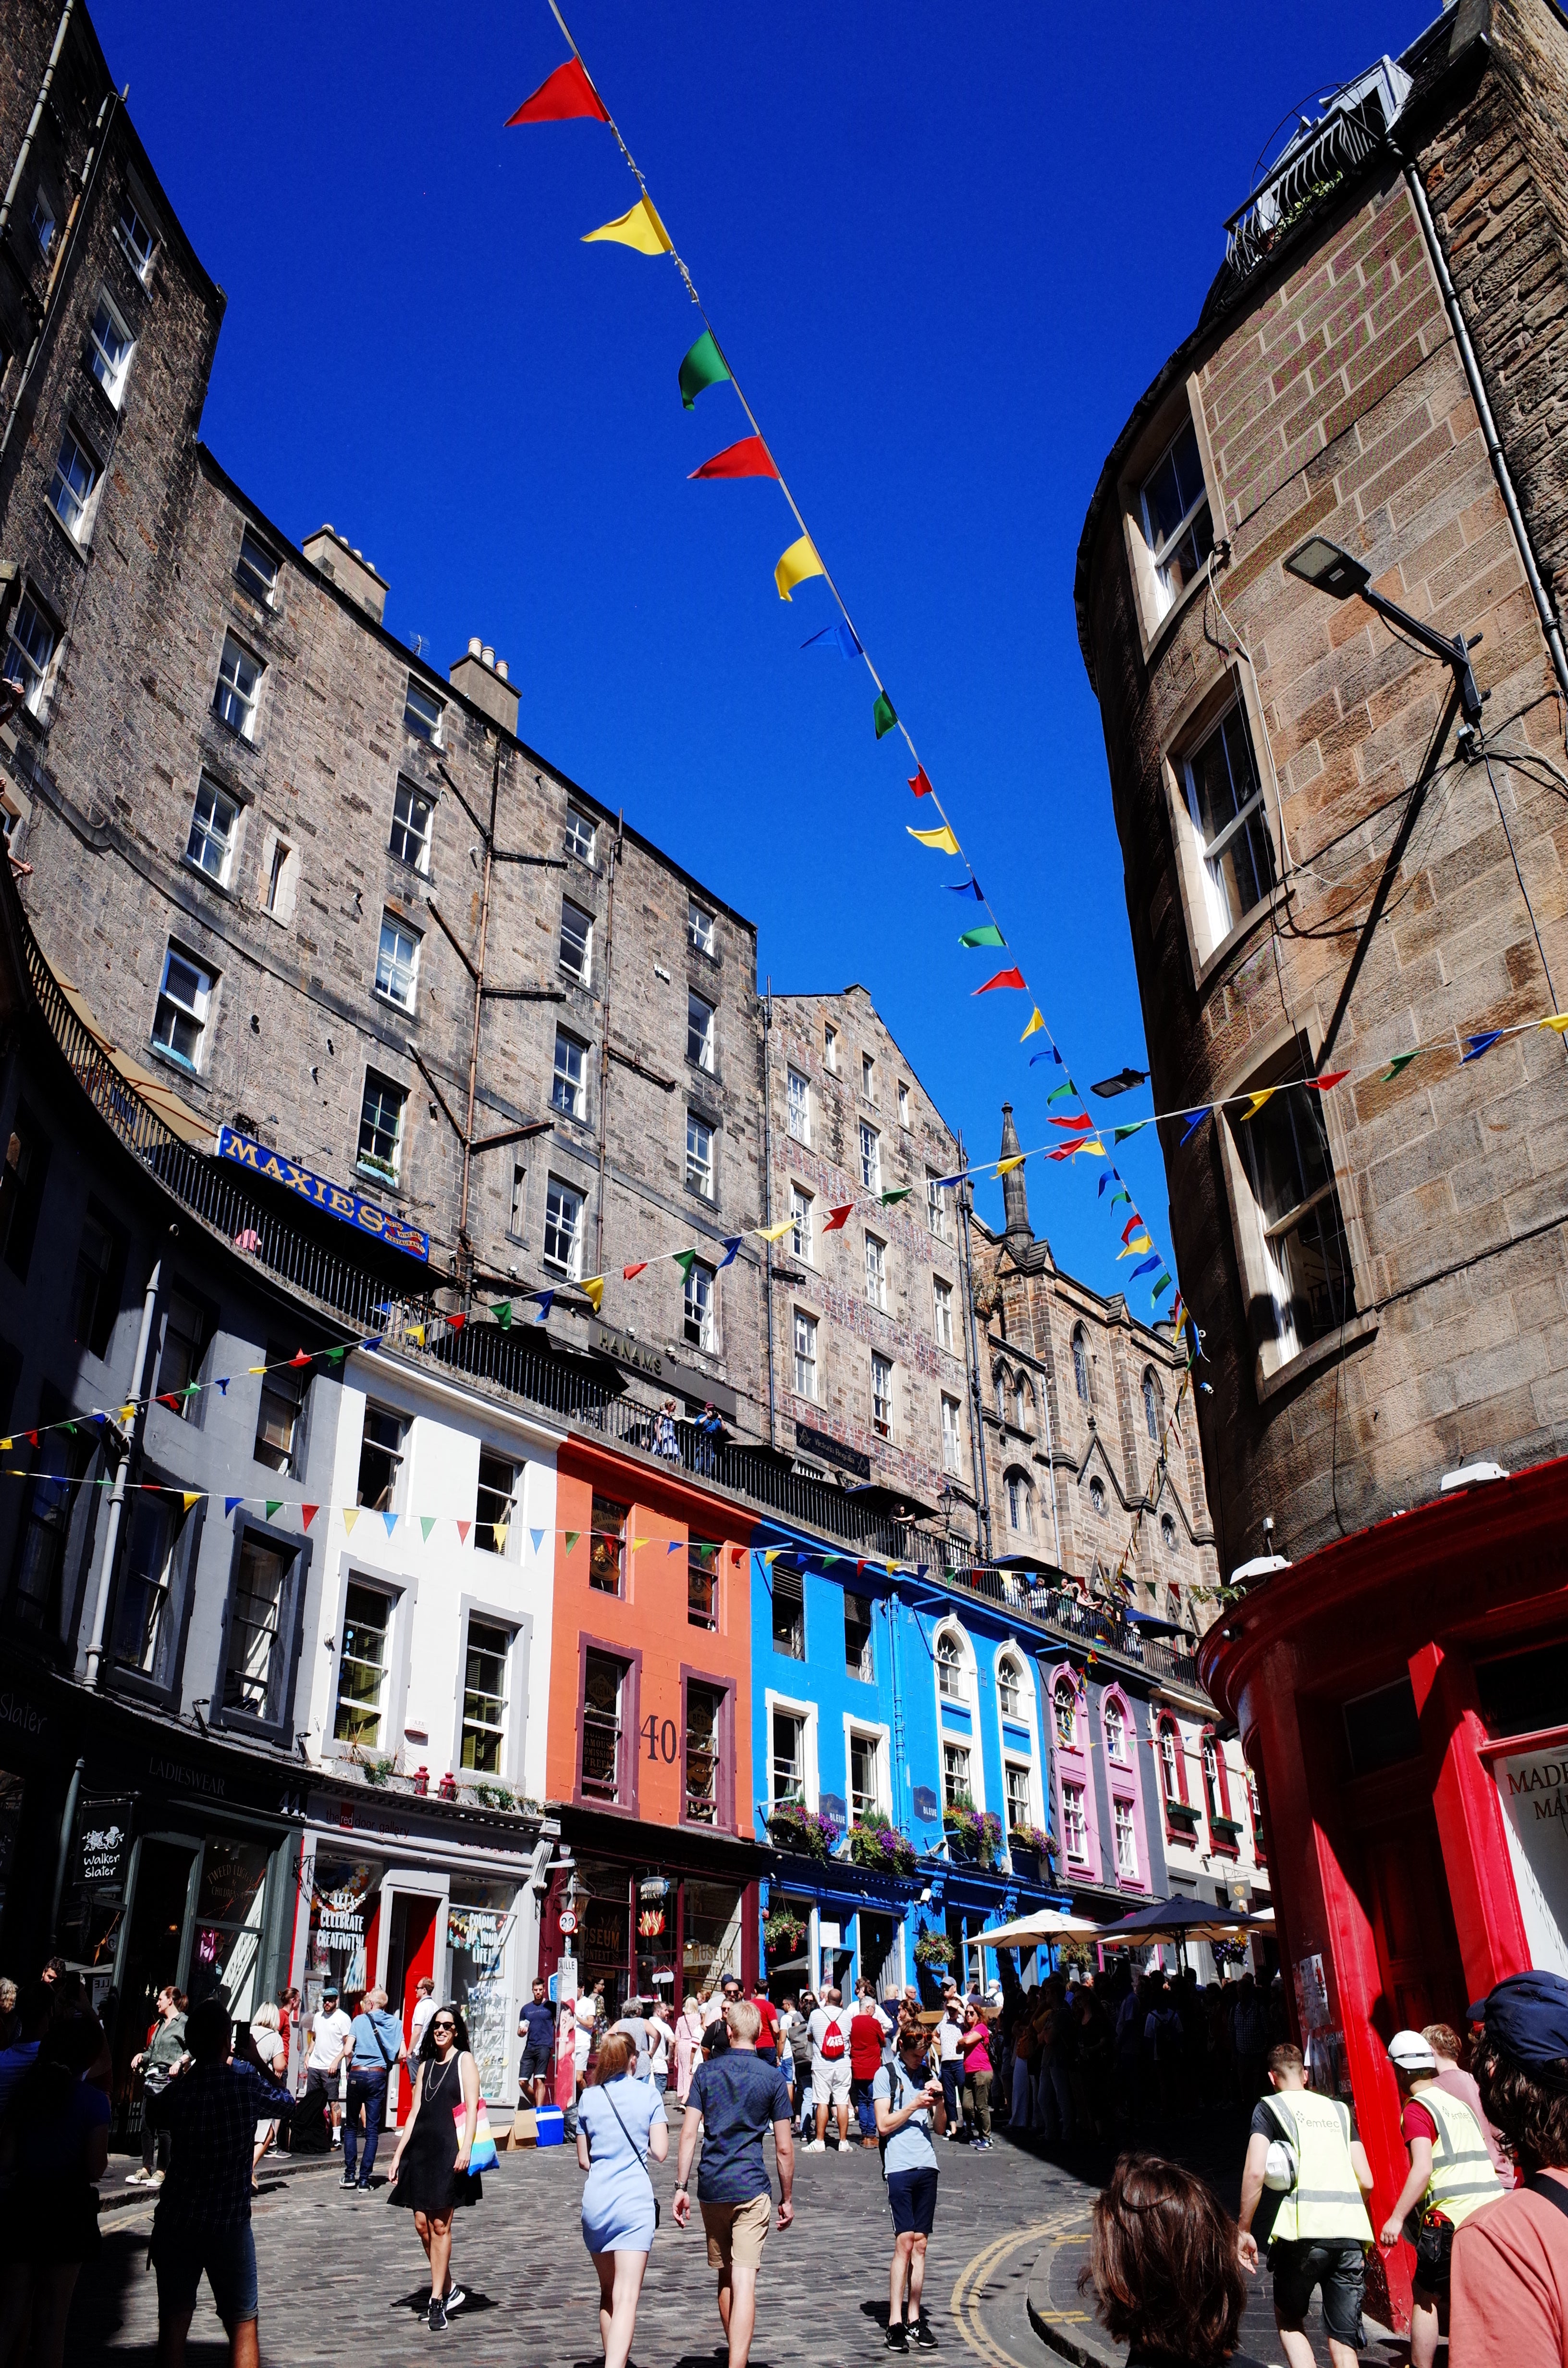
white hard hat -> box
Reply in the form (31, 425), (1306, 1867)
(1387, 2029), (1439, 2074)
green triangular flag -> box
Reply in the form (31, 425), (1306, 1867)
(265, 1499), (282, 1519)
(420, 1517), (436, 1542)
(564, 1530), (581, 1552)
(493, 1301), (513, 1330)
(1114, 1121), (1147, 1143)
(1110, 1189), (1132, 1210)
(679, 329), (730, 410)
(959, 924), (1006, 949)
(873, 691), (898, 740)
(1047, 1080), (1074, 1104)
(880, 1187), (912, 1206)
(1380, 1052), (1420, 1081)
(672, 1248), (698, 1278)
(1152, 1273), (1172, 1301)
(324, 1346), (347, 1363)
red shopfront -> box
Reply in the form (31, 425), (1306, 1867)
(1200, 1453), (1568, 2331)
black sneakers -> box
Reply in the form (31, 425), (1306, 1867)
(886, 2323), (909, 2353)
(911, 2315), (939, 2350)
(427, 2294), (448, 2332)
(444, 2285), (466, 2316)
(338, 2171), (357, 2190)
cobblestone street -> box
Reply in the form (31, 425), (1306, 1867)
(66, 2109), (1392, 2368)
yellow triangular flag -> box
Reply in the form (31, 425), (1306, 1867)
(246, 1367), (267, 1377)
(408, 1323), (426, 1346)
(183, 1492), (201, 1512)
(581, 195), (671, 256)
(119, 1405), (137, 1422)
(493, 1521), (509, 1555)
(1117, 1234), (1154, 1258)
(343, 1507), (360, 1535)
(1541, 1014), (1568, 1034)
(581, 1276), (605, 1314)
(1079, 1139), (1107, 1157)
(763, 1549), (781, 1566)
(1239, 1089), (1274, 1121)
(755, 1219), (793, 1242)
(996, 1155), (1025, 1176)
(775, 533), (825, 602)
(907, 823), (960, 855)
(1021, 1008), (1045, 1041)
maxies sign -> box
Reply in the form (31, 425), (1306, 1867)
(218, 1127), (429, 1263)
(1491, 1739), (1568, 1979)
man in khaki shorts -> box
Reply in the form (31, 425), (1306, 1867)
(674, 1996), (795, 2368)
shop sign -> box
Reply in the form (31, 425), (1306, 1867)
(74, 1796), (135, 1893)
(588, 1320), (737, 1418)
(1492, 1742), (1568, 1977)
(794, 1420), (871, 1481)
(218, 1124), (430, 1263)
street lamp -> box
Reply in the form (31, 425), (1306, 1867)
(1285, 535), (1483, 725)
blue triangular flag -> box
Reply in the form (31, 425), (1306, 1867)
(1462, 1030), (1502, 1062)
(530, 1528), (545, 1554)
(361, 1333), (384, 1352)
(224, 1495), (243, 1517)
(1180, 1108), (1211, 1147)
(1029, 1051), (1057, 1066)
(943, 878), (984, 899)
(381, 1510), (397, 1536)
(215, 1377), (229, 1395)
(717, 1236), (742, 1270)
(1098, 1173), (1111, 1197)
(666, 1539), (682, 1555)
(534, 1291), (554, 1322)
(800, 619), (861, 659)
(1130, 1253), (1162, 1278)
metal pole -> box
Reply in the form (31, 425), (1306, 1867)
(83, 1253), (161, 1689)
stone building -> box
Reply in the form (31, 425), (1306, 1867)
(1075, 0), (1568, 1566)
(970, 1107), (1219, 1624)
(0, 0), (769, 1437)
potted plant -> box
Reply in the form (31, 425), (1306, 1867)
(943, 1801), (1004, 1868)
(913, 1928), (955, 1970)
(763, 1903), (808, 1960)
(848, 1819), (918, 1877)
(1008, 1822), (1054, 1880)
(766, 1800), (842, 1861)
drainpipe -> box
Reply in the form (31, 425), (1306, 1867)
(1400, 155), (1568, 717)
(82, 1254), (161, 1688)
(0, 0), (76, 247)
(760, 982), (777, 1453)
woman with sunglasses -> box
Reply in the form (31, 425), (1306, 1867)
(388, 2005), (481, 2332)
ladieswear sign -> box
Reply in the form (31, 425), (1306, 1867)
(1492, 1742), (1568, 1978)
(218, 1127), (429, 1263)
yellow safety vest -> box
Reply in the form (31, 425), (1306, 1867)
(1418, 2084), (1503, 2228)
(1265, 2090), (1374, 2245)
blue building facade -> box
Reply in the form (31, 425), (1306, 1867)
(750, 1529), (1071, 2000)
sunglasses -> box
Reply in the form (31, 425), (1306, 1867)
(431, 2019), (456, 2032)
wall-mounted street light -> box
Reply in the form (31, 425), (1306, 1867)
(1285, 535), (1484, 725)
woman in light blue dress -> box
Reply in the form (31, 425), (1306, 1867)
(575, 2029), (668, 2368)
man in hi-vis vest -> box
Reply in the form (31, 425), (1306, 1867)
(1380, 2027), (1504, 2368)
(1237, 2041), (1374, 2368)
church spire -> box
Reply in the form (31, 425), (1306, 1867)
(1000, 1102), (1032, 1246)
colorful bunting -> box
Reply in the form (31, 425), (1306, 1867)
(582, 195), (671, 255)
(1129, 1254), (1162, 1278)
(944, 878), (984, 899)
(457, 1520), (471, 1545)
(996, 1156), (1025, 1176)
(624, 1261), (648, 1280)
(494, 1522), (509, 1554)
(672, 1248), (698, 1277)
(1021, 1009), (1045, 1040)
(224, 1496), (243, 1516)
(1238, 1090), (1274, 1121)
(908, 824), (960, 854)
(582, 1277), (605, 1313)
(1117, 1235), (1153, 1258)
(530, 1529), (546, 1555)
(1113, 1122), (1146, 1143)
(535, 1292), (554, 1322)
(908, 767), (933, 798)
(1050, 1114), (1094, 1134)
(873, 691), (898, 739)
(679, 330), (730, 409)
(564, 1531), (581, 1553)
(265, 1499), (282, 1519)
(420, 1517), (437, 1542)
(1462, 1032), (1502, 1062)
(775, 534), (825, 602)
(1152, 1274), (1173, 1302)
(381, 1511), (397, 1536)
(1380, 1052), (1421, 1080)
(1542, 1015), (1568, 1035)
(974, 968), (1026, 993)
(505, 56), (608, 126)
(801, 621), (860, 659)
(879, 1187), (912, 1206)
(717, 1237), (743, 1269)
(959, 925), (1005, 949)
(343, 1508), (360, 1536)
(1308, 1071), (1350, 1090)
(1180, 1109), (1210, 1146)
(822, 1203), (854, 1232)
(302, 1504), (318, 1529)
(689, 434), (778, 481)
(755, 1220), (793, 1243)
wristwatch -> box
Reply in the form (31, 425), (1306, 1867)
(674, 2184), (688, 2196)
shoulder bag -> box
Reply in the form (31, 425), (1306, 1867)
(598, 2080), (661, 2227)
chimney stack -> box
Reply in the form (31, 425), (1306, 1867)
(449, 639), (519, 737)
(302, 526), (387, 625)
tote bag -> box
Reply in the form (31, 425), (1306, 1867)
(454, 2095), (500, 2174)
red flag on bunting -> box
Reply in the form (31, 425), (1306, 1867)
(1050, 1114), (1094, 1133)
(624, 1261), (647, 1280)
(973, 968), (1026, 994)
(505, 57), (608, 125)
(908, 767), (933, 798)
(1308, 1071), (1349, 1090)
(821, 1204), (855, 1232)
(301, 1505), (318, 1529)
(688, 436), (779, 481)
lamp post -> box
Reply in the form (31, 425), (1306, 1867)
(1284, 536), (1485, 1067)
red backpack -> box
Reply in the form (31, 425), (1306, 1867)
(820, 2016), (846, 2061)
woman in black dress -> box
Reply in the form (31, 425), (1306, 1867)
(388, 2004), (481, 2332)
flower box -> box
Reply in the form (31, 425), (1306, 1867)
(848, 1821), (917, 1877)
(943, 1804), (1003, 1868)
(766, 1802), (842, 1861)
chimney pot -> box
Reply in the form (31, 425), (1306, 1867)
(482, 644), (495, 668)
(468, 635), (482, 657)
(496, 659), (508, 681)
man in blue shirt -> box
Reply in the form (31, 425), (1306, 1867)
(518, 1976), (556, 2108)
(674, 1997), (794, 2368)
(342, 1986), (405, 2191)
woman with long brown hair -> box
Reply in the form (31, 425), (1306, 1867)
(576, 2029), (669, 2368)
(387, 2005), (481, 2332)
(1084, 2153), (1263, 2367)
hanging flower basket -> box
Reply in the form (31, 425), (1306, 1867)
(848, 1820), (918, 1877)
(766, 1801), (842, 1861)
(914, 1928), (956, 1969)
(763, 1905), (808, 1956)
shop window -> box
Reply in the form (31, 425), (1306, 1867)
(475, 1451), (516, 1555)
(334, 1581), (392, 1747)
(1475, 1644), (1568, 1743)
(684, 1680), (726, 1825)
(687, 1539), (718, 1630)
(356, 1403), (405, 1511)
(844, 1591), (873, 1681)
(849, 1729), (883, 1825)
(71, 1205), (126, 1362)
(188, 1837), (271, 2019)
(589, 1494), (627, 1595)
(460, 1619), (510, 1773)
(997, 1654), (1024, 1718)
(10, 1426), (89, 1643)
(0, 1106), (49, 1282)
(772, 1707), (806, 1804)
(219, 1530), (301, 1727)
(772, 1567), (804, 1659)
(254, 1348), (309, 1475)
(109, 1488), (197, 1693)
(581, 1649), (629, 1803)
(306, 1857), (382, 2000)
(155, 1286), (210, 1416)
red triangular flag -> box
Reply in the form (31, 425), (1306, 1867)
(505, 56), (608, 126)
(688, 435), (778, 481)
(973, 967), (1026, 994)
(1308, 1071), (1349, 1090)
(26, 1430), (37, 1446)
(159, 1394), (181, 1409)
(456, 1519), (471, 1544)
(1121, 1215), (1142, 1242)
(301, 1505), (318, 1529)
(1050, 1113), (1094, 1133)
(288, 1350), (311, 1367)
(822, 1203), (855, 1232)
(624, 1262), (647, 1280)
(448, 1313), (467, 1332)
(908, 767), (933, 798)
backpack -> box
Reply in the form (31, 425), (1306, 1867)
(820, 2017), (846, 2061)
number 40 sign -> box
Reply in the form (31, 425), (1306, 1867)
(641, 1714), (678, 1764)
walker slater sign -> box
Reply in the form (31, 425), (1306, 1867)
(73, 1794), (134, 1893)
(217, 1126), (430, 1263)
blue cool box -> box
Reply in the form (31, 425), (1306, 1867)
(535, 2108), (565, 2148)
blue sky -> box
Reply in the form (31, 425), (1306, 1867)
(96, 0), (1434, 1298)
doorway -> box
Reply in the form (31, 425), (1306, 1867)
(385, 1890), (440, 2124)
(111, 1839), (198, 2139)
(856, 1912), (897, 1994)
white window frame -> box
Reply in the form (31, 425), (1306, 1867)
(684, 1259), (715, 1351)
(897, 1082), (911, 1129)
(861, 1051), (877, 1102)
(332, 1576), (397, 1751)
(932, 1275), (954, 1352)
(935, 1625), (968, 1706)
(374, 913), (422, 1012)
(686, 1110), (714, 1199)
(927, 1175), (950, 1242)
(389, 780), (435, 874)
(766, 1687), (820, 1813)
(789, 1183), (813, 1265)
(792, 1307), (818, 1402)
(941, 1393), (962, 1475)
(687, 991), (716, 1073)
(943, 1739), (973, 1810)
(786, 1068), (810, 1147)
(235, 527), (278, 607)
(1114, 1797), (1139, 1880)
(551, 1026), (588, 1120)
(543, 1174), (586, 1277)
(151, 943), (214, 1071)
(3, 591), (56, 717)
(1179, 695), (1277, 956)
(844, 1715), (891, 1828)
(687, 899), (715, 955)
(871, 1350), (893, 1439)
(214, 632), (261, 740)
(1139, 415), (1214, 618)
(49, 422), (98, 544)
(357, 1071), (406, 1182)
(858, 1120), (881, 1193)
(823, 1023), (839, 1072)
(559, 899), (593, 986)
(1062, 1780), (1089, 1862)
(997, 1654), (1024, 1720)
(403, 677), (444, 745)
(864, 1231), (887, 1311)
(117, 195), (158, 282)
(185, 777), (240, 886)
(564, 806), (596, 863)
(1004, 1760), (1032, 1830)
(88, 290), (134, 406)
(1104, 1697), (1127, 1764)
(455, 1607), (518, 1780)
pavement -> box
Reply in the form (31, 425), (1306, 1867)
(66, 2108), (1396, 2366)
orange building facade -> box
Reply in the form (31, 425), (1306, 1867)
(541, 1438), (761, 2015)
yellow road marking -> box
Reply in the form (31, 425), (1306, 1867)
(948, 2212), (1090, 2368)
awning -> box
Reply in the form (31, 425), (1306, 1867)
(56, 975), (215, 1148)
(963, 1908), (1105, 1952)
